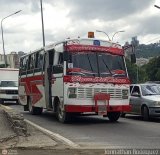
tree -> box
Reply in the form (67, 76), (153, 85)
(145, 56), (160, 81)
(126, 59), (148, 84)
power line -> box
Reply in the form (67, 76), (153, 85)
(145, 36), (160, 44)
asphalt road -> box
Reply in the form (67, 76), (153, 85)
(7, 103), (160, 149)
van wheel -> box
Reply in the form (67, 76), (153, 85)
(108, 112), (120, 122)
(142, 106), (149, 121)
(0, 99), (3, 104)
(28, 98), (43, 115)
(56, 100), (70, 123)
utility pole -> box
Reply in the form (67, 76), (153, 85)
(40, 0), (45, 47)
(1, 10), (21, 67)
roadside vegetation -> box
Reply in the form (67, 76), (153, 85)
(126, 56), (160, 84)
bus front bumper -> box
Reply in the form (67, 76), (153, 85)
(65, 105), (131, 113)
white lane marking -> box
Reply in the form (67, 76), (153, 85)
(25, 119), (80, 148)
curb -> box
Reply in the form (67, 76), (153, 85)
(0, 104), (80, 149)
(0, 104), (28, 137)
(25, 119), (80, 149)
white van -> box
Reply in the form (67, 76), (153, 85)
(0, 68), (19, 104)
(0, 80), (18, 104)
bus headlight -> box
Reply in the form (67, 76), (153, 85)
(122, 89), (129, 99)
(68, 88), (77, 98)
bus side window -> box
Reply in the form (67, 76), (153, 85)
(58, 53), (63, 65)
(19, 57), (27, 76)
(23, 58), (27, 70)
(19, 58), (23, 75)
(38, 51), (44, 71)
(30, 54), (35, 70)
(53, 52), (63, 74)
(35, 52), (39, 69)
(27, 55), (33, 74)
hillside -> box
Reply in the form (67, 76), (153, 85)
(136, 43), (160, 58)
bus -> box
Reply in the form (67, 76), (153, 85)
(18, 32), (131, 123)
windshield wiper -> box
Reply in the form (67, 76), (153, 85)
(101, 57), (113, 76)
(87, 54), (95, 77)
(144, 93), (156, 96)
(67, 68), (96, 76)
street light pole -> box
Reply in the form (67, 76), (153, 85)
(154, 5), (160, 9)
(96, 30), (111, 41)
(1, 10), (21, 68)
(112, 30), (125, 41)
(137, 65), (139, 83)
(40, 0), (45, 47)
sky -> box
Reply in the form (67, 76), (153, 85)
(0, 0), (160, 54)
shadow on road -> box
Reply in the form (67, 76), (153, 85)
(124, 114), (160, 123)
(23, 110), (122, 125)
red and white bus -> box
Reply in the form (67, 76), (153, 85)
(18, 33), (131, 123)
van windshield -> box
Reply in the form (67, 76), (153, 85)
(0, 81), (18, 87)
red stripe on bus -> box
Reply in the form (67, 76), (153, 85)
(66, 44), (124, 56)
(63, 76), (130, 84)
(65, 105), (131, 113)
(20, 75), (44, 104)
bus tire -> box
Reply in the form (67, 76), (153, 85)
(121, 112), (126, 118)
(28, 97), (43, 115)
(56, 100), (70, 123)
(108, 112), (120, 122)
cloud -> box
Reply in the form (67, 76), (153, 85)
(0, 0), (159, 53)
(0, 0), (40, 16)
(66, 0), (154, 21)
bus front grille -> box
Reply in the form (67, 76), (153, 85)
(77, 88), (122, 99)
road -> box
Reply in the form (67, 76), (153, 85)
(7, 103), (160, 149)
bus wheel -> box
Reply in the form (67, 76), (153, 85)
(108, 112), (120, 122)
(121, 112), (126, 118)
(28, 98), (43, 115)
(56, 101), (70, 123)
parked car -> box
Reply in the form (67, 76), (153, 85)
(121, 83), (160, 121)
(0, 80), (19, 104)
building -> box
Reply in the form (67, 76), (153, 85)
(0, 51), (26, 68)
(136, 57), (149, 66)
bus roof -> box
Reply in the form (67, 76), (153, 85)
(21, 38), (122, 59)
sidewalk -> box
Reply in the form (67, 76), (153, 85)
(0, 109), (17, 148)
(0, 105), (105, 155)
(0, 105), (68, 150)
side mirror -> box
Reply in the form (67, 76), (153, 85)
(52, 65), (63, 74)
(132, 92), (140, 97)
(131, 54), (136, 64)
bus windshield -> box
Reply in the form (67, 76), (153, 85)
(67, 52), (127, 77)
